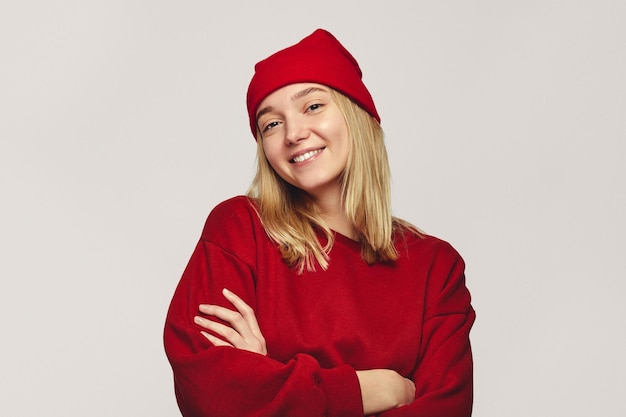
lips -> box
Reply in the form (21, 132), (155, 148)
(290, 147), (325, 163)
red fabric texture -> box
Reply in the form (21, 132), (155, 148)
(246, 28), (380, 137)
(164, 196), (475, 416)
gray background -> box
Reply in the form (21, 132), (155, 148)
(1, 1), (624, 416)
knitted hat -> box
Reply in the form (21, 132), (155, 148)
(246, 29), (380, 138)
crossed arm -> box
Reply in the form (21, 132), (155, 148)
(194, 288), (416, 416)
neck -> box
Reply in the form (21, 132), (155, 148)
(313, 192), (358, 241)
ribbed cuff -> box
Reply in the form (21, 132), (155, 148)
(318, 365), (363, 417)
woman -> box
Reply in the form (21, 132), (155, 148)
(164, 29), (475, 417)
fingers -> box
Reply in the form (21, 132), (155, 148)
(200, 330), (234, 348)
(194, 314), (242, 345)
(194, 289), (267, 355)
(198, 303), (249, 334)
(356, 369), (415, 414)
(222, 288), (265, 342)
(404, 377), (416, 405)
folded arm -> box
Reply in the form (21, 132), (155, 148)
(194, 287), (416, 416)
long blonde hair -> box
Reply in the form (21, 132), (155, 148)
(246, 88), (420, 272)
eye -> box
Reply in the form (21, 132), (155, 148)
(262, 121), (280, 132)
(306, 103), (323, 112)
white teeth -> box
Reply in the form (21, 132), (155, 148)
(292, 149), (322, 163)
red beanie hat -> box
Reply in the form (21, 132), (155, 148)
(246, 29), (380, 138)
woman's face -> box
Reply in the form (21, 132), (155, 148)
(256, 83), (350, 201)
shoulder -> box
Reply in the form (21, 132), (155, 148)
(396, 230), (471, 314)
(205, 195), (258, 223)
(396, 227), (464, 268)
(421, 234), (462, 261)
(201, 196), (263, 245)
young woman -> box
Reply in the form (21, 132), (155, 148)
(164, 29), (475, 417)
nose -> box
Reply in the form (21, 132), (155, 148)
(284, 116), (310, 145)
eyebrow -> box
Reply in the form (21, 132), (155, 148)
(256, 105), (274, 121)
(291, 86), (327, 101)
(256, 87), (329, 121)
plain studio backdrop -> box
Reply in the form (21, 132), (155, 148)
(1, 1), (624, 416)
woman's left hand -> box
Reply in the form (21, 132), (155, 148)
(194, 288), (267, 355)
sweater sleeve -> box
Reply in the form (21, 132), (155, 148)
(163, 198), (364, 417)
(379, 241), (475, 417)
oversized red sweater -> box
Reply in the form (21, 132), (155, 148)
(164, 196), (475, 417)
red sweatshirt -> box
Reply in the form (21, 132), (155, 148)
(164, 196), (475, 417)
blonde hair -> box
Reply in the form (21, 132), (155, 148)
(246, 89), (420, 272)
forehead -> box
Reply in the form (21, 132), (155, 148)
(257, 83), (330, 113)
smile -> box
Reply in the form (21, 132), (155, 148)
(290, 148), (324, 163)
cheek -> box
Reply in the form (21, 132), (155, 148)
(326, 113), (349, 143)
(333, 123), (350, 156)
(262, 142), (283, 170)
